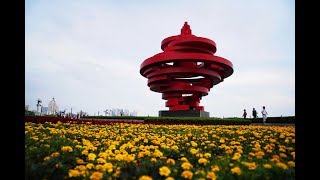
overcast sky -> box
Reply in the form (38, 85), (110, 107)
(25, 0), (294, 117)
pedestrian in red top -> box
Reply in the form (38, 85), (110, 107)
(242, 109), (247, 119)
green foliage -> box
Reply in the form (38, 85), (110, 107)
(83, 116), (251, 125)
(251, 116), (295, 124)
(144, 117), (251, 125)
(25, 110), (35, 116)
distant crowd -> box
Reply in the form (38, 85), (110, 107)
(57, 112), (87, 119)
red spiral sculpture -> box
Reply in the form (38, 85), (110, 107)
(140, 22), (234, 111)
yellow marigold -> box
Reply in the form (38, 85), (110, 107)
(159, 166), (171, 177)
(90, 171), (103, 180)
(43, 156), (50, 161)
(279, 153), (287, 158)
(211, 165), (220, 172)
(151, 157), (157, 162)
(198, 158), (208, 165)
(276, 162), (288, 169)
(88, 153), (97, 161)
(69, 169), (80, 177)
(249, 152), (255, 157)
(153, 150), (163, 157)
(113, 167), (121, 177)
(160, 156), (167, 160)
(44, 144), (50, 148)
(269, 138), (276, 143)
(219, 138), (225, 143)
(76, 158), (85, 164)
(171, 145), (179, 151)
(225, 149), (233, 154)
(181, 162), (193, 170)
(102, 162), (113, 173)
(166, 158), (175, 165)
(97, 158), (106, 164)
(114, 150), (121, 154)
(123, 154), (135, 163)
(75, 165), (86, 171)
(82, 149), (89, 155)
(86, 163), (94, 169)
(204, 153), (211, 158)
(288, 161), (295, 167)
(189, 148), (198, 154)
(292, 139), (295, 143)
(196, 153), (203, 158)
(195, 170), (205, 176)
(138, 152), (146, 158)
(180, 157), (188, 162)
(231, 167), (241, 175)
(55, 163), (61, 168)
(272, 155), (280, 160)
(95, 164), (103, 171)
(181, 170), (193, 179)
(165, 177), (174, 180)
(279, 148), (286, 153)
(206, 171), (216, 180)
(291, 152), (295, 159)
(263, 164), (272, 169)
(267, 149), (273, 153)
(191, 141), (198, 147)
(139, 175), (153, 180)
(80, 170), (86, 176)
(255, 151), (265, 159)
(232, 152), (241, 161)
(50, 152), (60, 157)
(115, 154), (124, 161)
(61, 146), (73, 152)
(243, 162), (257, 170)
(99, 152), (108, 159)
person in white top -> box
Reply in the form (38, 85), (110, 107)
(261, 106), (268, 124)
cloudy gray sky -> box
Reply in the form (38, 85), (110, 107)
(25, 0), (294, 117)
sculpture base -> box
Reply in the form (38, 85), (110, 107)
(159, 110), (210, 117)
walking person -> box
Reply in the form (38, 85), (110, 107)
(252, 108), (257, 119)
(261, 106), (268, 124)
(242, 109), (247, 119)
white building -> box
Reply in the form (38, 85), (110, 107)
(48, 98), (59, 115)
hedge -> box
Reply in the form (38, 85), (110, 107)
(250, 116), (295, 124)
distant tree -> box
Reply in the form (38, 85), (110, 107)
(25, 110), (35, 116)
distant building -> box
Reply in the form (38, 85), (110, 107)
(124, 109), (130, 116)
(41, 106), (48, 115)
(48, 98), (59, 115)
(130, 111), (138, 116)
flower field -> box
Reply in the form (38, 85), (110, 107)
(25, 122), (295, 179)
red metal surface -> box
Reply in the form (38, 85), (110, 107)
(140, 22), (234, 111)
